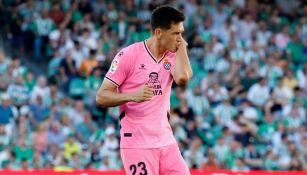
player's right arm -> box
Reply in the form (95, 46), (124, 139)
(96, 79), (154, 108)
(96, 46), (154, 107)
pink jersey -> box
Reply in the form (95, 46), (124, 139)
(105, 41), (177, 148)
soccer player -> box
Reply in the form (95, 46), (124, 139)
(96, 5), (193, 175)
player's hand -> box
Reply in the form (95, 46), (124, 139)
(131, 84), (154, 102)
(176, 37), (188, 54)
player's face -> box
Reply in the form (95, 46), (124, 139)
(160, 22), (184, 52)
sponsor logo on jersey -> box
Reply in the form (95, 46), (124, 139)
(139, 64), (146, 70)
(147, 72), (162, 96)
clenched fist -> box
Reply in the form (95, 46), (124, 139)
(131, 84), (154, 103)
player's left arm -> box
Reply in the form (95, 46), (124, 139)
(171, 38), (193, 85)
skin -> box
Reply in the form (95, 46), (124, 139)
(96, 22), (193, 107)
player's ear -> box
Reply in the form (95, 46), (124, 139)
(154, 28), (162, 40)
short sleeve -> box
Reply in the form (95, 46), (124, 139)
(105, 48), (131, 87)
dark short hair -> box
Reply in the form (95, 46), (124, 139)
(150, 5), (185, 31)
(12, 55), (20, 60)
(90, 49), (97, 55)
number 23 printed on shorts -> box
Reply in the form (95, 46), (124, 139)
(129, 162), (147, 175)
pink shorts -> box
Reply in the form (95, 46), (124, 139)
(120, 143), (190, 175)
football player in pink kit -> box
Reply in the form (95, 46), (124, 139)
(96, 6), (193, 175)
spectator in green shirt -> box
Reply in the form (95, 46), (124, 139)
(287, 33), (305, 68)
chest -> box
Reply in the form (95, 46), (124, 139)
(127, 54), (174, 86)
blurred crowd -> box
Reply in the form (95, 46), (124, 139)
(0, 0), (307, 171)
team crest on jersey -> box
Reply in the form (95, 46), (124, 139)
(147, 72), (162, 96)
(163, 59), (171, 70)
(109, 59), (118, 73)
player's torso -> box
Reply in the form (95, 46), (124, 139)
(119, 41), (175, 118)
(119, 41), (177, 148)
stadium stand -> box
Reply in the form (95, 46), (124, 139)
(0, 0), (306, 172)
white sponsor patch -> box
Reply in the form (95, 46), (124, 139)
(109, 59), (119, 73)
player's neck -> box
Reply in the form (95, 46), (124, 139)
(146, 38), (166, 61)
